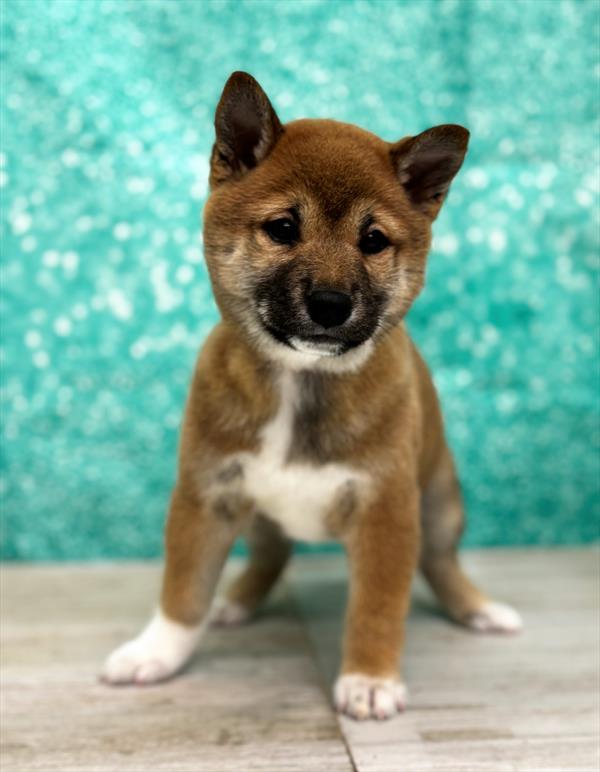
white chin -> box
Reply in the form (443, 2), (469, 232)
(288, 337), (341, 357)
(257, 332), (374, 374)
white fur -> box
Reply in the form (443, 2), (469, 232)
(467, 601), (523, 633)
(240, 371), (365, 542)
(211, 598), (252, 627)
(101, 609), (205, 685)
(288, 336), (341, 357)
(253, 319), (375, 373)
(334, 674), (408, 720)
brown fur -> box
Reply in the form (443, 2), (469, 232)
(141, 72), (510, 708)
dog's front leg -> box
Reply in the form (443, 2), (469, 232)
(335, 481), (419, 720)
(101, 485), (245, 685)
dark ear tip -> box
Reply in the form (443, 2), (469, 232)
(439, 124), (470, 148)
(223, 71), (260, 91)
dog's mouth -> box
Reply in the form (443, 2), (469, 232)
(262, 323), (364, 357)
(288, 335), (343, 357)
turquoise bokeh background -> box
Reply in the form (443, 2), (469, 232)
(1, 0), (599, 560)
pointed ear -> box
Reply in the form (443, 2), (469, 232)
(210, 71), (283, 187)
(391, 125), (469, 218)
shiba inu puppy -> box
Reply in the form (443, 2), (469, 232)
(102, 72), (521, 720)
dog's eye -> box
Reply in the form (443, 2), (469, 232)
(263, 218), (299, 245)
(359, 229), (390, 255)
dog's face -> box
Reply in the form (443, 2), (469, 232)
(203, 72), (468, 370)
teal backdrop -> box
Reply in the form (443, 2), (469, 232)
(1, 0), (599, 560)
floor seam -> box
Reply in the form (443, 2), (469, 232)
(284, 573), (359, 772)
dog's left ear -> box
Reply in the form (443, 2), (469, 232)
(391, 125), (469, 219)
(210, 71), (283, 187)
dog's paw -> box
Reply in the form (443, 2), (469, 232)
(333, 673), (407, 721)
(101, 640), (176, 685)
(100, 611), (204, 686)
(466, 601), (523, 634)
(210, 598), (253, 627)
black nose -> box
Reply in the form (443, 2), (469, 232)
(306, 290), (353, 329)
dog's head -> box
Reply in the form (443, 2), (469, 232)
(203, 72), (468, 371)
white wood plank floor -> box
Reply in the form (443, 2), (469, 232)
(1, 549), (598, 771)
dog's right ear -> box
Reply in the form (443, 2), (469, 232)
(210, 72), (283, 187)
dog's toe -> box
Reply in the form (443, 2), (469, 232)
(100, 640), (174, 685)
(334, 674), (407, 720)
(466, 601), (523, 633)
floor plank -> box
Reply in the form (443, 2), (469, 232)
(0, 562), (353, 772)
(1, 550), (598, 771)
(289, 548), (600, 772)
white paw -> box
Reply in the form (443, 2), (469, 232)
(101, 610), (204, 685)
(333, 673), (408, 721)
(210, 598), (253, 627)
(466, 601), (523, 633)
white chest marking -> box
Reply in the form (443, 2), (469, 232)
(241, 371), (360, 542)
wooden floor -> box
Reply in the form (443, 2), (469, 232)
(1, 549), (599, 771)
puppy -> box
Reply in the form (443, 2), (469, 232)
(102, 72), (521, 720)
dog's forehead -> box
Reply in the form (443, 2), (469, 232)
(264, 119), (400, 220)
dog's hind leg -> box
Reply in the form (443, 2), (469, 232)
(420, 447), (522, 633)
(212, 515), (292, 626)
